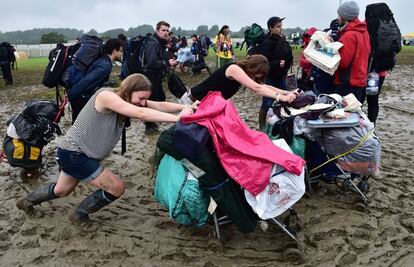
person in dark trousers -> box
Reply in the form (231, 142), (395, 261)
(334, 1), (371, 103)
(67, 38), (124, 124)
(143, 21), (178, 134)
(0, 42), (15, 86)
(16, 74), (196, 229)
(256, 16), (293, 129)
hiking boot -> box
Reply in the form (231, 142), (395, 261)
(16, 183), (58, 217)
(144, 122), (159, 135)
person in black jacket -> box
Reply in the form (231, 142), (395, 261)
(256, 16), (293, 129)
(0, 42), (15, 86)
(143, 21), (178, 134)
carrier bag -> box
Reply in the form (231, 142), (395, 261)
(154, 154), (209, 226)
(244, 139), (305, 220)
(3, 136), (42, 169)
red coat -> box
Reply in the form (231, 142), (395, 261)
(182, 92), (306, 196)
(335, 19), (371, 87)
(300, 27), (318, 75)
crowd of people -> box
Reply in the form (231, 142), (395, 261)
(12, 1), (389, 231)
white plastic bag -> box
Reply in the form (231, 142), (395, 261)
(244, 139), (305, 220)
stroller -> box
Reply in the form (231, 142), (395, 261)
(1, 87), (67, 179)
(155, 124), (305, 262)
(176, 47), (211, 75)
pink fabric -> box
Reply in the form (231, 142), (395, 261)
(182, 92), (306, 196)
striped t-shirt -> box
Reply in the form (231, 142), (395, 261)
(58, 88), (125, 160)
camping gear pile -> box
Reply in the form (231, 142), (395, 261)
(2, 100), (62, 178)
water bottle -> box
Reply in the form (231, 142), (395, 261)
(366, 72), (379, 95)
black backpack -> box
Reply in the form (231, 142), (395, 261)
(240, 23), (266, 54)
(42, 43), (80, 88)
(127, 36), (151, 74)
(72, 35), (104, 73)
(365, 3), (401, 71)
(3, 136), (43, 170)
(199, 34), (212, 57)
(7, 100), (62, 147)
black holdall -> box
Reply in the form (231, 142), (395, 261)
(174, 121), (210, 162)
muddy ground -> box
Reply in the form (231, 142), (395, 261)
(0, 65), (414, 266)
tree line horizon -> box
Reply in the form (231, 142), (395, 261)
(0, 24), (305, 44)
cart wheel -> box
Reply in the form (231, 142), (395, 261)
(357, 180), (369, 194)
(20, 169), (40, 180)
(283, 247), (304, 262)
(207, 238), (224, 251)
(353, 200), (367, 212)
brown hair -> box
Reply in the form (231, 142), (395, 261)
(115, 73), (152, 103)
(114, 74), (152, 121)
(236, 54), (270, 84)
(156, 21), (170, 30)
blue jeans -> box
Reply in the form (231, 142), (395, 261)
(56, 148), (103, 182)
(261, 78), (287, 111)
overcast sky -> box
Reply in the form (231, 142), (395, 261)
(1, 0), (412, 35)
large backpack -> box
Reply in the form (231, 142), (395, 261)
(42, 43), (80, 88)
(365, 3), (401, 71)
(72, 35), (104, 73)
(240, 23), (266, 54)
(199, 34), (212, 57)
(127, 36), (151, 75)
(120, 35), (143, 79)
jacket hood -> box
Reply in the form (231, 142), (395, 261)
(341, 19), (367, 33)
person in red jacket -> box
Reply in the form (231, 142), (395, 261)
(334, 1), (371, 103)
(299, 27), (317, 91)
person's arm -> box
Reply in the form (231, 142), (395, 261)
(146, 100), (199, 113)
(95, 90), (193, 123)
(225, 64), (297, 102)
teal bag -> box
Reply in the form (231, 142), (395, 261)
(154, 154), (209, 226)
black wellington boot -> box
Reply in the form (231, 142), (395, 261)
(69, 189), (117, 228)
(16, 183), (58, 216)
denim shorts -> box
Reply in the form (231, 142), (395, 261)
(56, 148), (103, 182)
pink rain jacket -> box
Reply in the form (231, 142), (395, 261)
(182, 92), (306, 195)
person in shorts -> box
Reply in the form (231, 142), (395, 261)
(16, 73), (196, 228)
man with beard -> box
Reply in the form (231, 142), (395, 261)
(143, 21), (178, 134)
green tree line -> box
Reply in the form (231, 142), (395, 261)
(0, 25), (305, 44)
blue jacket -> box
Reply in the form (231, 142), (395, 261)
(67, 55), (112, 102)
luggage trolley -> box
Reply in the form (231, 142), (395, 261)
(305, 113), (371, 211)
